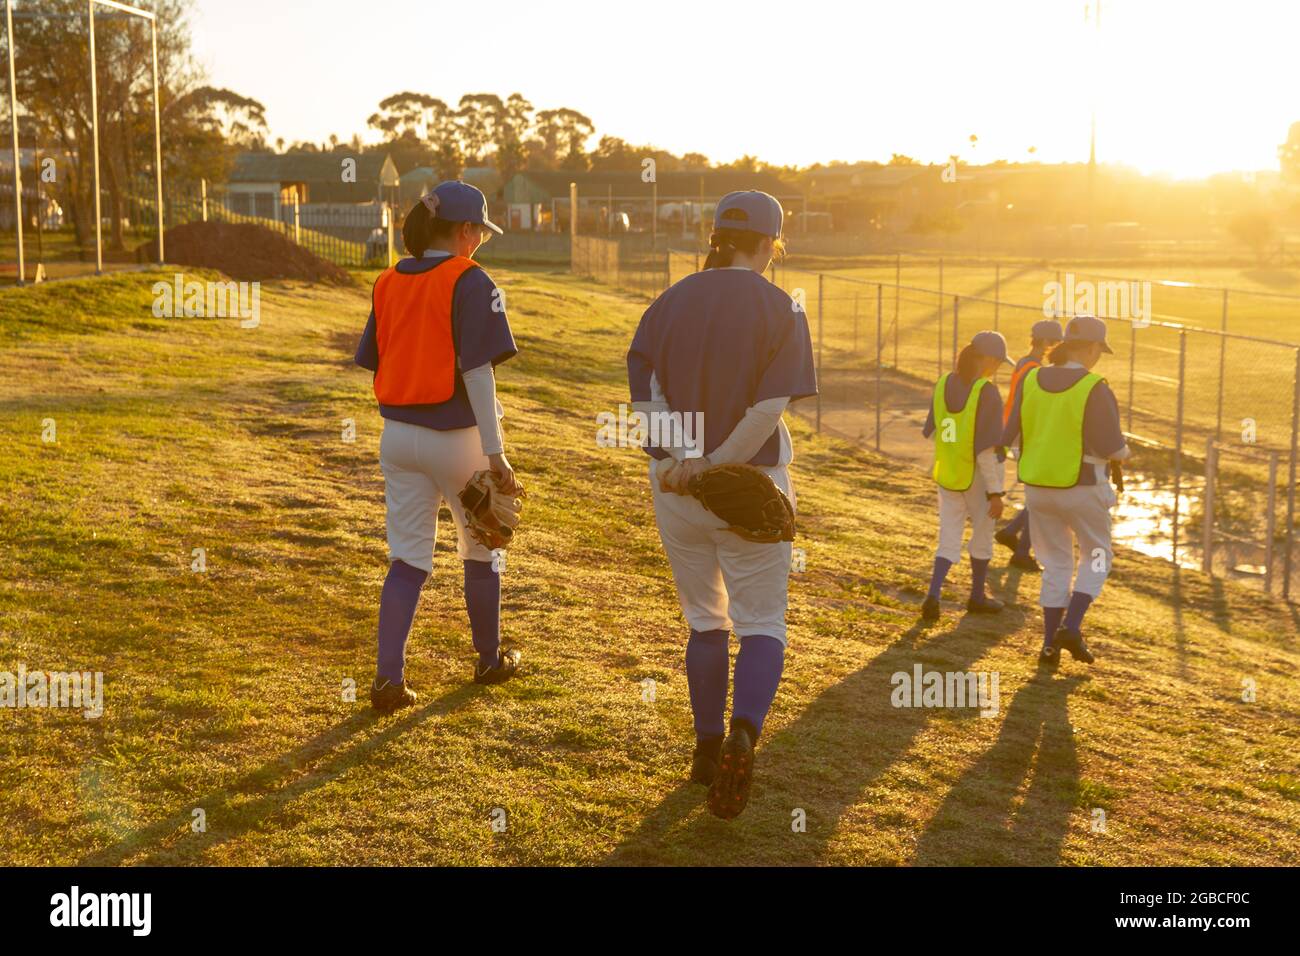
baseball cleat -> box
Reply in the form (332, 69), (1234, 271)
(965, 595), (1005, 614)
(1053, 627), (1095, 664)
(1008, 554), (1040, 572)
(473, 646), (521, 685)
(370, 677), (417, 714)
(690, 736), (723, 786)
(707, 722), (756, 820)
(995, 528), (1019, 552)
(920, 596), (941, 621)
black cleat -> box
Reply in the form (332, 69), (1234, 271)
(707, 722), (757, 820)
(690, 736), (723, 787)
(473, 646), (521, 685)
(995, 528), (1019, 552)
(1053, 627), (1095, 664)
(1039, 639), (1060, 670)
(370, 677), (417, 714)
(965, 595), (1005, 614)
(1009, 554), (1041, 572)
(921, 596), (941, 621)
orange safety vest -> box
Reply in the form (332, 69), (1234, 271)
(1003, 357), (1041, 426)
(372, 256), (479, 406)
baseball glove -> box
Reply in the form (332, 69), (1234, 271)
(686, 463), (795, 544)
(459, 470), (525, 551)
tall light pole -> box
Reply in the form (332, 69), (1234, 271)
(5, 0), (24, 285)
(1087, 0), (1101, 244)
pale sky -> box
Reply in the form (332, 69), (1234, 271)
(189, 0), (1296, 179)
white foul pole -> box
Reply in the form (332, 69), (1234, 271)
(5, 0), (24, 285)
(88, 0), (102, 274)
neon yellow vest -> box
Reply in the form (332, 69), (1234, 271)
(1017, 368), (1104, 488)
(931, 373), (987, 491)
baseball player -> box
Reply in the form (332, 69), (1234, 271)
(995, 319), (1065, 571)
(354, 181), (522, 713)
(920, 331), (1011, 622)
(627, 191), (816, 820)
(1001, 315), (1129, 666)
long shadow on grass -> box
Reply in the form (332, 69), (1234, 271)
(606, 607), (1027, 865)
(912, 667), (1084, 865)
(81, 684), (479, 866)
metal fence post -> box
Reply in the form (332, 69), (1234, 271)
(1201, 438), (1216, 574)
(1284, 347), (1300, 600)
(893, 253), (900, 368)
(1265, 451), (1278, 595)
(993, 262), (1000, 331)
(1172, 331), (1187, 565)
(201, 178), (209, 222)
(816, 273), (824, 434)
(1215, 288), (1228, 441)
(1127, 321), (1137, 435)
(951, 295), (959, 366)
(293, 193), (301, 245)
(875, 283), (883, 453)
(937, 257), (944, 378)
(6, 0), (24, 286)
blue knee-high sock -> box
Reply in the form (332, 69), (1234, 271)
(926, 557), (954, 600)
(1063, 591), (1094, 633)
(969, 557), (990, 600)
(1005, 509), (1028, 537)
(376, 560), (429, 684)
(1012, 511), (1033, 559)
(1043, 606), (1065, 644)
(463, 559), (501, 669)
(731, 635), (786, 739)
(686, 628), (729, 740)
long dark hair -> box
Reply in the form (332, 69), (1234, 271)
(401, 199), (460, 256)
(955, 344), (984, 385)
(1048, 340), (1093, 366)
(701, 227), (786, 270)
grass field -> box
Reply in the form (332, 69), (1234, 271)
(0, 267), (1297, 866)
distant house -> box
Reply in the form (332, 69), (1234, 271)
(503, 169), (799, 232)
(398, 166), (502, 211)
(227, 151), (400, 220)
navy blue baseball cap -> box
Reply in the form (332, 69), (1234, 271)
(1031, 319), (1065, 341)
(713, 190), (784, 238)
(1064, 314), (1113, 353)
(420, 180), (503, 234)
(971, 329), (1013, 366)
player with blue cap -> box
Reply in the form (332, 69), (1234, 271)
(627, 189), (816, 819)
(1002, 314), (1128, 667)
(354, 180), (520, 713)
(920, 330), (1012, 622)
(995, 318), (1065, 571)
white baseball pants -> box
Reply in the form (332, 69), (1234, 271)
(380, 418), (494, 571)
(650, 460), (794, 645)
(1025, 463), (1116, 608)
(935, 470), (995, 564)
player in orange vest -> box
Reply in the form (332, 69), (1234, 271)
(995, 319), (1064, 571)
(355, 181), (522, 713)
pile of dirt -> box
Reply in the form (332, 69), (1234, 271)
(140, 221), (353, 285)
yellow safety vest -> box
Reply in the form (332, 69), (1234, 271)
(931, 373), (987, 491)
(1018, 368), (1104, 488)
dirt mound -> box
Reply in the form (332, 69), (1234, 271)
(140, 221), (353, 285)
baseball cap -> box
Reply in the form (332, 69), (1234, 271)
(1064, 314), (1113, 353)
(713, 190), (784, 238)
(971, 329), (1013, 366)
(1031, 319), (1065, 341)
(420, 180), (503, 234)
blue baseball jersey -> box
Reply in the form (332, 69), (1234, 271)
(922, 376), (1005, 457)
(1001, 365), (1126, 486)
(627, 269), (817, 466)
(355, 253), (517, 430)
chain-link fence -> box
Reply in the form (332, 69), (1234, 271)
(575, 241), (1300, 601)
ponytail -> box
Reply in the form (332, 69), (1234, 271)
(700, 227), (786, 271)
(956, 344), (982, 385)
(401, 198), (460, 256)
